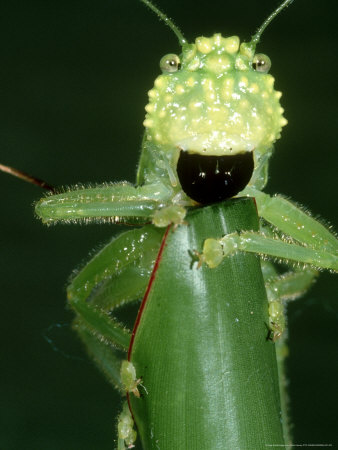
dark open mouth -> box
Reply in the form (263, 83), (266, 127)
(176, 150), (254, 205)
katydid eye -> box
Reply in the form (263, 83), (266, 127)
(160, 54), (181, 73)
(252, 53), (271, 73)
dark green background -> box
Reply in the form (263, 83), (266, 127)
(1, 1), (337, 448)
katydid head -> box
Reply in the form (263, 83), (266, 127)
(141, 0), (292, 204)
(145, 36), (285, 157)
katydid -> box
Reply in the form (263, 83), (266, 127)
(2, 0), (337, 448)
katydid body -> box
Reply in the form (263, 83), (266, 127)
(28, 0), (338, 448)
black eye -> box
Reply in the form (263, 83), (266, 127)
(160, 54), (181, 73)
(252, 53), (271, 73)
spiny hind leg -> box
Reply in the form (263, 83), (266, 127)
(68, 225), (165, 385)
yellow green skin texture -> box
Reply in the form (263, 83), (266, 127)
(144, 34), (286, 164)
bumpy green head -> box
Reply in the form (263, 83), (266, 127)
(144, 35), (286, 156)
(140, 0), (292, 204)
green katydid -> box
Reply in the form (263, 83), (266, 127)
(1, 0), (337, 448)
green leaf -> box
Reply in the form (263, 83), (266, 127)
(130, 197), (284, 449)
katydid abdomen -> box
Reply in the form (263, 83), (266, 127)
(129, 197), (284, 449)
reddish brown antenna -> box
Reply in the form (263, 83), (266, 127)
(0, 163), (54, 192)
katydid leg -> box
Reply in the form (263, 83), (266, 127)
(203, 230), (338, 271)
(243, 187), (337, 253)
(73, 320), (125, 390)
(67, 226), (164, 379)
(261, 260), (318, 303)
(35, 182), (173, 224)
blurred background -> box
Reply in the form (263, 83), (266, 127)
(1, 0), (337, 448)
